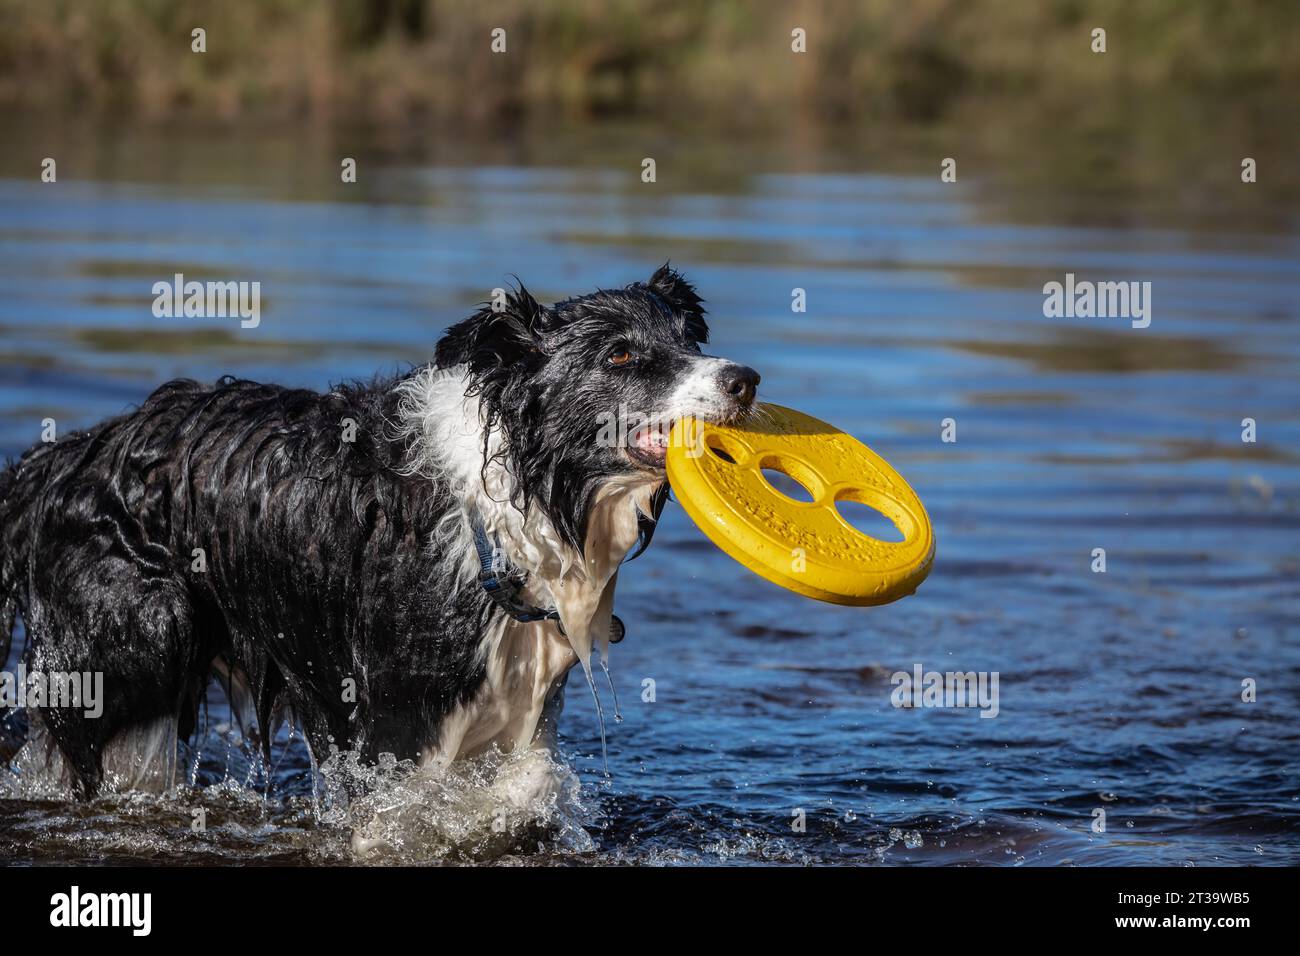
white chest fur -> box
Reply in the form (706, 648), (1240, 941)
(393, 366), (658, 765)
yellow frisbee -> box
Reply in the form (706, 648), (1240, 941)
(665, 403), (934, 606)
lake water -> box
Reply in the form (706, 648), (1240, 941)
(1, 118), (1297, 865)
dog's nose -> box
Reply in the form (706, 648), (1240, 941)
(719, 364), (760, 407)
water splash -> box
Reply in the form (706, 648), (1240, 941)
(0, 705), (596, 865)
(331, 745), (594, 864)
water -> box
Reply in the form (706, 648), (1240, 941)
(1, 118), (1297, 865)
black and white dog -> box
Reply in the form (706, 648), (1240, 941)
(0, 265), (759, 803)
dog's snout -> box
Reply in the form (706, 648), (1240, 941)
(719, 364), (760, 406)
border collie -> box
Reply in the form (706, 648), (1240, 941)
(0, 265), (759, 809)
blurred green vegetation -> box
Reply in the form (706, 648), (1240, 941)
(0, 0), (1294, 122)
(4, 0), (1295, 229)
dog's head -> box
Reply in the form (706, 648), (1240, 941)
(434, 264), (759, 549)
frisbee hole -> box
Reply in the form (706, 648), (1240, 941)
(835, 499), (905, 542)
(705, 432), (745, 465)
(760, 466), (815, 503)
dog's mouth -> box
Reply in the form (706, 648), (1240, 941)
(621, 405), (754, 468)
(626, 422), (672, 469)
(624, 406), (754, 470)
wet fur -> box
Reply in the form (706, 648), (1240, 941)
(0, 265), (755, 797)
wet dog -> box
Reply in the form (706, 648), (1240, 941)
(0, 265), (758, 798)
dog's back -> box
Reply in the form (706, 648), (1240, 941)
(1, 375), (490, 794)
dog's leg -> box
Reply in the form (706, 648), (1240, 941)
(25, 551), (204, 797)
(97, 713), (181, 792)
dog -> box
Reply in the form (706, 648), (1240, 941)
(0, 264), (759, 802)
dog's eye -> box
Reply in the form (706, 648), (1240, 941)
(607, 350), (634, 367)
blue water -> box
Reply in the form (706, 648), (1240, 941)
(1, 124), (1297, 864)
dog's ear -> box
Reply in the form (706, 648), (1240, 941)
(435, 284), (548, 372)
(647, 262), (708, 344)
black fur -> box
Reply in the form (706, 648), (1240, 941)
(0, 265), (744, 797)
(435, 263), (710, 551)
